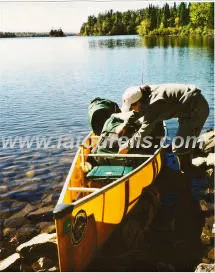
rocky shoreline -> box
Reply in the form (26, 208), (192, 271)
(0, 130), (214, 271)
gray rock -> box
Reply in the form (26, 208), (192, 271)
(0, 253), (21, 271)
(27, 205), (54, 222)
(195, 263), (215, 272)
(10, 200), (26, 209)
(6, 203), (36, 220)
(16, 233), (58, 262)
(4, 216), (30, 229)
(38, 222), (56, 234)
(41, 194), (54, 205)
(0, 207), (13, 220)
(16, 224), (40, 244)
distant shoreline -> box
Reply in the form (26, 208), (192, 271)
(0, 32), (77, 38)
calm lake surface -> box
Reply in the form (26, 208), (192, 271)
(0, 35), (214, 222)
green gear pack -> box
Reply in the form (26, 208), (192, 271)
(96, 111), (142, 154)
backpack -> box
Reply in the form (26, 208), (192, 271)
(96, 111), (142, 154)
(88, 97), (120, 135)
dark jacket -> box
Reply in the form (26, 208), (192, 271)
(126, 83), (201, 149)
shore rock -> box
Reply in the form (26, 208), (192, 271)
(4, 217), (31, 229)
(195, 263), (215, 272)
(0, 253), (21, 271)
(5, 203), (36, 222)
(38, 222), (56, 234)
(16, 233), (58, 262)
(27, 205), (54, 222)
(16, 224), (40, 244)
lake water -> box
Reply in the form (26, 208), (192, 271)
(0, 35), (214, 229)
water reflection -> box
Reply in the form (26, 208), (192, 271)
(140, 35), (214, 50)
(89, 36), (140, 49)
(89, 35), (214, 51)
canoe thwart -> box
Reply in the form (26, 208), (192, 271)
(68, 187), (100, 192)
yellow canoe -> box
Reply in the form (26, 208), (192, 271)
(53, 131), (166, 271)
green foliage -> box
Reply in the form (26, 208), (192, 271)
(136, 19), (151, 35)
(79, 2), (214, 36)
(190, 3), (214, 29)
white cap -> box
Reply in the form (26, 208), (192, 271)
(121, 86), (142, 112)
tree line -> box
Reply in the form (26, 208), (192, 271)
(49, 29), (65, 37)
(80, 2), (214, 36)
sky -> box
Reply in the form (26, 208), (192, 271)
(0, 0), (178, 33)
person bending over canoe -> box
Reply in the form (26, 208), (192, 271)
(119, 84), (209, 174)
(88, 97), (164, 165)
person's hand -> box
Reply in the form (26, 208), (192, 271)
(118, 147), (129, 154)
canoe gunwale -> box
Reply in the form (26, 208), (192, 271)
(53, 123), (167, 219)
(53, 203), (74, 219)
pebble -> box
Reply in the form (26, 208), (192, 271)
(0, 186), (8, 194)
(32, 257), (54, 271)
(2, 177), (9, 183)
(26, 170), (35, 178)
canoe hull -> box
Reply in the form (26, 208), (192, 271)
(54, 143), (163, 271)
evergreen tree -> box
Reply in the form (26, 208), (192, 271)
(79, 2), (214, 36)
